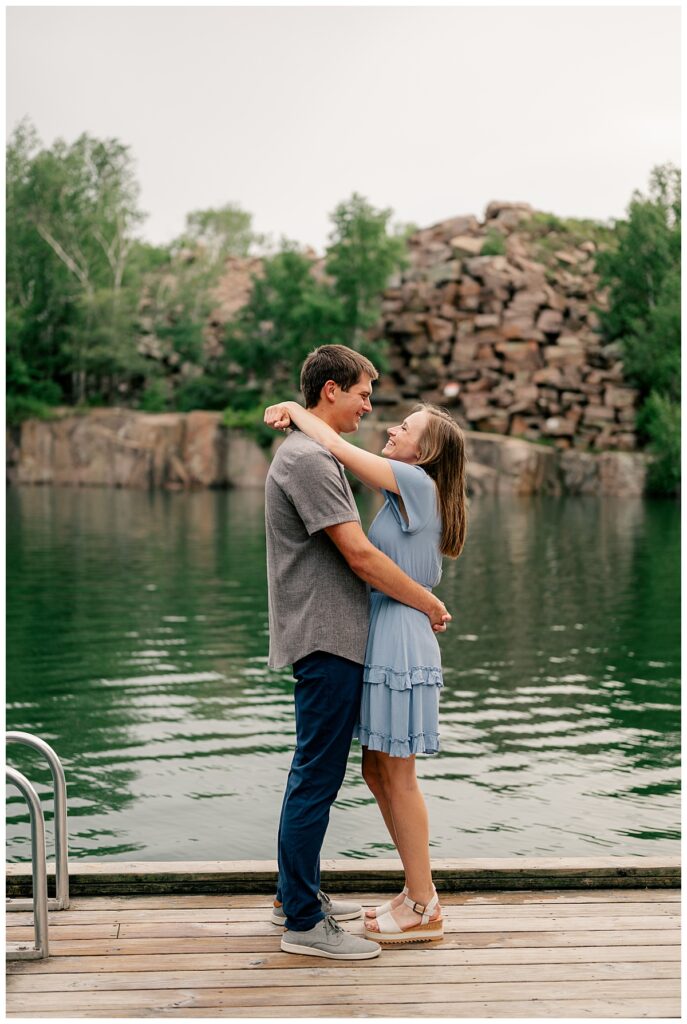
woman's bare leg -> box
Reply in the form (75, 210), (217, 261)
(365, 752), (439, 932)
(362, 747), (400, 847)
(361, 747), (407, 916)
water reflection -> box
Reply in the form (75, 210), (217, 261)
(6, 485), (680, 861)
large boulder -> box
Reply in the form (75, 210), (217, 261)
(465, 432), (561, 496)
(559, 449), (649, 496)
(9, 418), (55, 484)
(450, 235), (484, 257)
(183, 411), (227, 486)
(598, 452), (649, 496)
(225, 431), (271, 489)
(117, 413), (186, 488)
(485, 201), (534, 221)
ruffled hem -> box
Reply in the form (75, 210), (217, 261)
(355, 725), (440, 758)
(363, 664), (443, 691)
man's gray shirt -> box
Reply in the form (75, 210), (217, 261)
(265, 430), (370, 669)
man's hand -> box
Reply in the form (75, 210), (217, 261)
(264, 403), (292, 431)
(323, 521), (453, 632)
(428, 596), (452, 633)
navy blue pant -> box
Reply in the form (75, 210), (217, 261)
(275, 650), (363, 931)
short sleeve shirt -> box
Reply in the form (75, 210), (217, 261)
(367, 461), (443, 589)
(265, 430), (370, 669)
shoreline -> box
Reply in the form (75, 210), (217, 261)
(7, 856), (680, 897)
(7, 408), (651, 497)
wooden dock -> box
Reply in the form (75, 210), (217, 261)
(6, 859), (681, 1018)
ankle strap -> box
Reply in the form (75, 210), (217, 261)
(403, 891), (439, 924)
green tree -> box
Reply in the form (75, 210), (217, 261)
(325, 192), (407, 347)
(6, 119), (146, 407)
(7, 119), (73, 411)
(219, 194), (407, 410)
(137, 204), (265, 410)
(596, 164), (681, 495)
(181, 203), (263, 261)
(220, 244), (344, 407)
(637, 392), (680, 496)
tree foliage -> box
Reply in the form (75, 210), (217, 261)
(135, 202), (266, 411)
(224, 245), (344, 399)
(181, 203), (262, 261)
(596, 163), (681, 495)
(325, 193), (407, 344)
(219, 194), (407, 409)
(6, 120), (265, 416)
(7, 118), (146, 407)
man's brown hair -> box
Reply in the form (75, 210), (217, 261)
(300, 345), (379, 409)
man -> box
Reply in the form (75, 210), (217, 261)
(265, 344), (450, 960)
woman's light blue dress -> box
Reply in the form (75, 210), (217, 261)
(356, 460), (443, 757)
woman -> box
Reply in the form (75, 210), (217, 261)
(264, 400), (468, 942)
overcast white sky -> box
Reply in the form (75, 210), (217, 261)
(6, 5), (682, 252)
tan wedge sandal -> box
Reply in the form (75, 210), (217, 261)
(365, 883), (437, 919)
(364, 891), (443, 943)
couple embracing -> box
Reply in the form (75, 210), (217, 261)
(264, 344), (467, 960)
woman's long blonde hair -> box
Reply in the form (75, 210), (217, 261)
(413, 404), (468, 559)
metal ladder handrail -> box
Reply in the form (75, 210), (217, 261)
(6, 731), (70, 910)
(6, 767), (50, 960)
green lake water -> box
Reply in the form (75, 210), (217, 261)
(6, 485), (680, 862)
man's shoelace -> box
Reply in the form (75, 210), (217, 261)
(322, 914), (344, 936)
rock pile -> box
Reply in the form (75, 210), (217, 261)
(373, 202), (639, 451)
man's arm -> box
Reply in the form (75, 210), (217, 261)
(324, 521), (450, 631)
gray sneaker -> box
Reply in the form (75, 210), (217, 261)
(281, 915), (381, 960)
(271, 889), (362, 926)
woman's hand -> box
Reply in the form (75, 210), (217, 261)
(428, 597), (452, 633)
(264, 402), (295, 431)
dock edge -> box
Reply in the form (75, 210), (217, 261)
(5, 856), (681, 897)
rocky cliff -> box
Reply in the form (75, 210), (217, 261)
(6, 409), (647, 497)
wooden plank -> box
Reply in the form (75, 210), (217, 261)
(7, 961), (680, 993)
(61, 888), (682, 910)
(112, 914), (678, 938)
(23, 929), (681, 956)
(8, 944), (681, 975)
(12, 902), (678, 927)
(7, 979), (681, 1012)
(4, 1003), (683, 1019)
(5, 925), (119, 940)
(5, 1000), (683, 1019)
